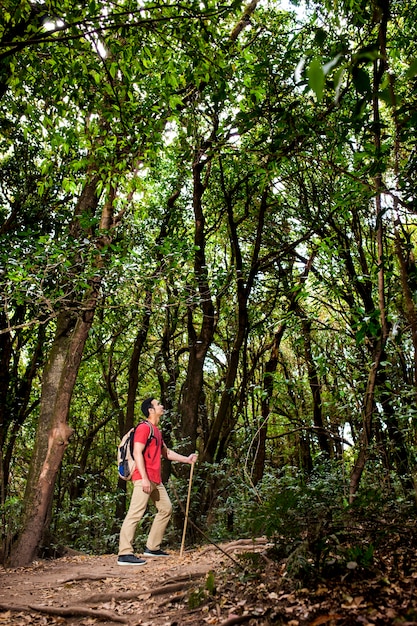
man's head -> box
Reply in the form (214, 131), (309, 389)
(141, 397), (164, 422)
(141, 397), (155, 418)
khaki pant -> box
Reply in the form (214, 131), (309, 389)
(118, 480), (173, 555)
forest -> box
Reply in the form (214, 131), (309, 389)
(1, 0), (417, 593)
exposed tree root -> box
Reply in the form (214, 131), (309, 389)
(223, 538), (270, 552)
(84, 579), (199, 604)
(197, 537), (269, 557)
(219, 615), (256, 625)
(0, 539), (274, 625)
(163, 570), (208, 584)
(0, 603), (31, 612)
(1, 561), (212, 625)
(59, 567), (206, 587)
(158, 591), (187, 607)
(59, 572), (118, 583)
(1, 603), (129, 623)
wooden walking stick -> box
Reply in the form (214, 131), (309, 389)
(180, 457), (196, 557)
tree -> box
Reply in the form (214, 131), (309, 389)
(2, 0), (417, 564)
(2, 0), (258, 565)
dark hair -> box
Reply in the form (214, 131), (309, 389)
(141, 397), (155, 418)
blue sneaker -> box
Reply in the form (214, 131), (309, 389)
(117, 554), (147, 566)
(143, 547), (170, 557)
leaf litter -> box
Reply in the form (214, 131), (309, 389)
(1, 534), (417, 625)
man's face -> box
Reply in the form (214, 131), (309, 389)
(150, 399), (164, 423)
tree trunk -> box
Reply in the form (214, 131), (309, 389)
(253, 326), (285, 485)
(395, 236), (417, 388)
(180, 152), (216, 448)
(252, 255), (316, 484)
(299, 313), (331, 457)
(1, 323), (45, 500)
(9, 297), (98, 566)
(202, 184), (271, 463)
(0, 309), (14, 505)
(114, 290), (153, 520)
(348, 339), (383, 502)
(380, 376), (417, 500)
(348, 1), (390, 503)
(204, 299), (248, 463)
(9, 177), (103, 566)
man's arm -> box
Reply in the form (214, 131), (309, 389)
(133, 440), (152, 493)
(164, 446), (198, 464)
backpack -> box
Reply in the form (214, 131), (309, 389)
(117, 420), (154, 481)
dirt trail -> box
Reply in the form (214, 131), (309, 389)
(0, 539), (268, 626)
(3, 537), (417, 625)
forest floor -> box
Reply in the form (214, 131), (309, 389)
(1, 535), (417, 626)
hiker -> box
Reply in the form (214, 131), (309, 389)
(117, 397), (198, 566)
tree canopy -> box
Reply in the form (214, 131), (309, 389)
(1, 0), (417, 566)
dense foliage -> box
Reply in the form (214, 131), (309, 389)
(1, 0), (417, 564)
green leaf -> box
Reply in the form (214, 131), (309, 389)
(169, 95), (183, 109)
(205, 571), (216, 594)
(109, 63), (118, 79)
(334, 67), (345, 102)
(352, 67), (371, 96)
(406, 58), (417, 79)
(307, 57), (325, 101)
(91, 70), (101, 85)
(314, 28), (327, 46)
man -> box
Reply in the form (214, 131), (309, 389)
(117, 397), (198, 566)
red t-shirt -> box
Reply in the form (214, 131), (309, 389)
(131, 421), (164, 484)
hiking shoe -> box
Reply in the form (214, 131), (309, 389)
(143, 547), (170, 557)
(117, 554), (147, 566)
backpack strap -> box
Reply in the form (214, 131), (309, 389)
(142, 420), (154, 452)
